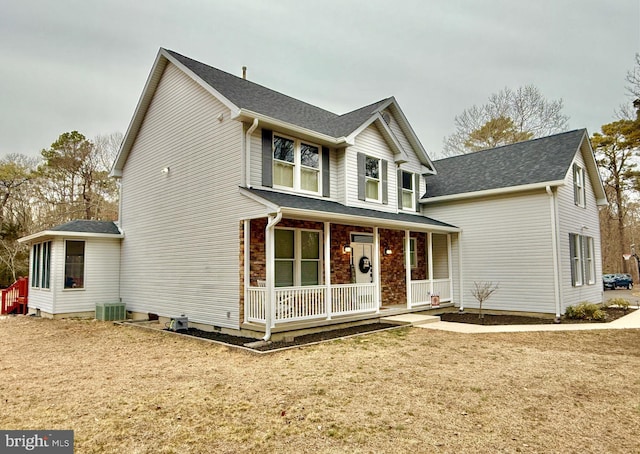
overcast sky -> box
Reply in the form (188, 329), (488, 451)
(1, 0), (638, 160)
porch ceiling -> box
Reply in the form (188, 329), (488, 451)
(240, 188), (459, 232)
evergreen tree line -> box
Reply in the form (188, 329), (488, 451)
(0, 131), (121, 286)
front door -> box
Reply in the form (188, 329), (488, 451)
(352, 242), (374, 284)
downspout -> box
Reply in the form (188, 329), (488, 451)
(263, 209), (282, 341)
(546, 186), (562, 321)
(245, 118), (259, 188)
(457, 230), (464, 313)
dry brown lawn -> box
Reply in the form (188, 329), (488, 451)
(1, 316), (639, 453)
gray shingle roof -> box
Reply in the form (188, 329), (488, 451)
(424, 129), (587, 199)
(246, 188), (457, 229)
(49, 220), (121, 235)
(165, 49), (389, 138)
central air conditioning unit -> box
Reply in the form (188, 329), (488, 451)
(170, 316), (188, 331)
(95, 302), (126, 321)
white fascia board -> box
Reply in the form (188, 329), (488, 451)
(386, 99), (436, 172)
(345, 114), (408, 163)
(281, 207), (460, 233)
(239, 187), (281, 213)
(18, 231), (125, 244)
(111, 49), (169, 176)
(111, 48), (244, 177)
(162, 49), (239, 114)
(578, 130), (608, 206)
(420, 180), (565, 204)
(232, 109), (348, 147)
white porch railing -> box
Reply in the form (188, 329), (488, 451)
(246, 279), (452, 325)
(246, 283), (377, 324)
(409, 279), (452, 307)
(331, 283), (377, 316)
(275, 286), (326, 322)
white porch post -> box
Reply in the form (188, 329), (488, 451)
(405, 229), (412, 308)
(324, 221), (332, 320)
(243, 219), (250, 323)
(427, 232), (434, 296)
(374, 226), (381, 313)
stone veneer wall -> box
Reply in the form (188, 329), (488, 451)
(330, 224), (373, 284)
(411, 232), (428, 281)
(243, 218), (427, 311)
(379, 228), (407, 305)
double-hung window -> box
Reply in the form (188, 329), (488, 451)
(365, 156), (381, 201)
(401, 171), (415, 210)
(273, 135), (321, 194)
(274, 228), (321, 287)
(573, 164), (585, 207)
(570, 233), (595, 286)
(31, 241), (51, 289)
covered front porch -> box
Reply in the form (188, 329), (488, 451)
(241, 212), (459, 330)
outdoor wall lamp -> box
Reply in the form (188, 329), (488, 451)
(343, 244), (352, 254)
(161, 167), (170, 174)
(384, 246), (393, 256)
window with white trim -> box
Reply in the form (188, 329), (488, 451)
(365, 156), (381, 201)
(573, 164), (585, 207)
(407, 237), (417, 268)
(273, 135), (321, 194)
(31, 241), (51, 289)
(401, 171), (415, 210)
(585, 236), (595, 285)
(570, 233), (595, 287)
(64, 240), (85, 289)
(274, 228), (322, 287)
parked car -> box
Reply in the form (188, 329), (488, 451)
(603, 273), (633, 290)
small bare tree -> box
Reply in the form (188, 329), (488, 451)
(471, 281), (499, 321)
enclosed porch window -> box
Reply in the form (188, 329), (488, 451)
(275, 228), (321, 287)
(64, 240), (85, 289)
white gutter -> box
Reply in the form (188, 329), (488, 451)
(420, 180), (565, 205)
(263, 209), (282, 341)
(546, 186), (562, 321)
(457, 230), (464, 312)
(280, 207), (460, 233)
(232, 109), (350, 146)
(245, 118), (259, 188)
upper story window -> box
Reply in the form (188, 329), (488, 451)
(357, 152), (388, 204)
(365, 156), (381, 201)
(573, 164), (585, 207)
(401, 171), (415, 210)
(273, 135), (321, 194)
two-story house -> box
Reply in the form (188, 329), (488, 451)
(16, 48), (606, 339)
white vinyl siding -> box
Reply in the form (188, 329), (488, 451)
(426, 191), (556, 313)
(27, 237), (121, 316)
(119, 62), (266, 329)
(557, 147), (602, 310)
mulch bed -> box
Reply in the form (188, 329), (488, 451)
(438, 307), (635, 325)
(166, 322), (399, 352)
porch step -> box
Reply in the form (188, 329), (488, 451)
(381, 314), (441, 326)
